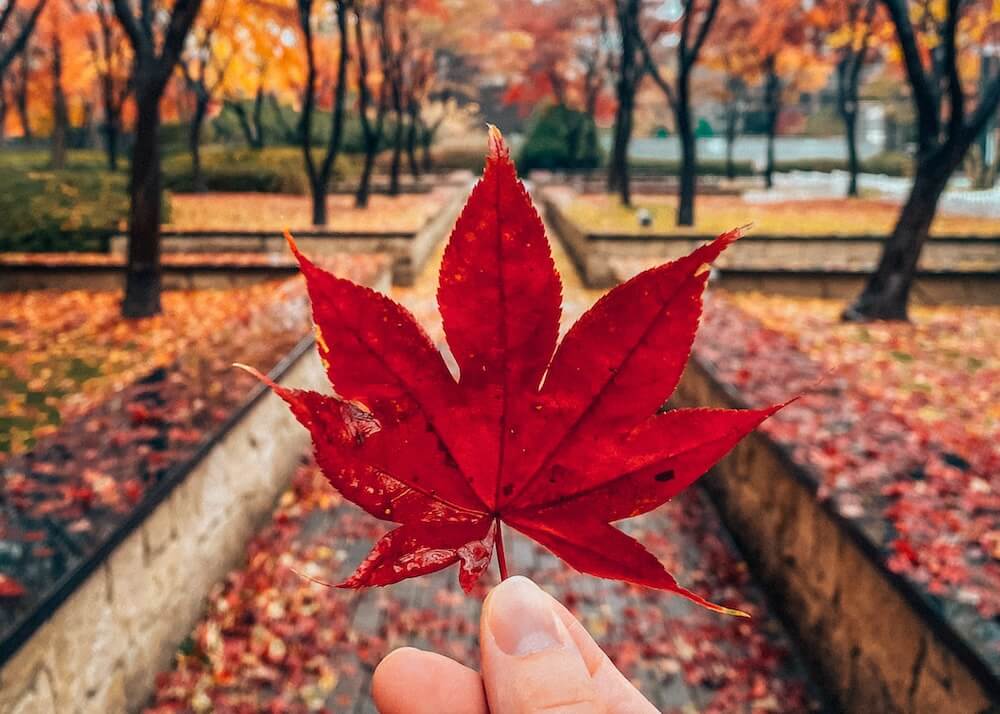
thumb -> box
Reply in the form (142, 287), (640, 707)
(480, 576), (604, 714)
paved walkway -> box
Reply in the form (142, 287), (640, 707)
(147, 207), (822, 713)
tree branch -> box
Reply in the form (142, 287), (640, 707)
(684, 0), (720, 69)
(158, 0), (206, 88)
(0, 0), (47, 77)
(0, 1), (18, 36)
(880, 0), (940, 147)
(297, 0), (317, 183)
(942, 0), (964, 135)
(636, 27), (675, 111)
(111, 0), (149, 57)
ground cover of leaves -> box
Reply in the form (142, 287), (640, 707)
(561, 192), (1000, 237)
(168, 190), (453, 233)
(0, 254), (387, 621)
(696, 292), (1000, 623)
(145, 461), (820, 714)
(146, 225), (822, 713)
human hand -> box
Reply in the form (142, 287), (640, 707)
(372, 575), (657, 713)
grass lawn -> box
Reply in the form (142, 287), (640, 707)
(0, 252), (386, 457)
(562, 193), (1000, 237)
(0, 282), (298, 456)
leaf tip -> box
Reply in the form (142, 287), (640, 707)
(284, 229), (305, 262)
(486, 124), (509, 161)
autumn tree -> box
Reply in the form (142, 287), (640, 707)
(35, 0), (87, 168)
(219, 0), (300, 150)
(381, 0), (415, 195)
(180, 0), (234, 191)
(701, 0), (760, 180)
(353, 0), (389, 207)
(742, 0), (829, 189)
(0, 0), (46, 79)
(638, 0), (721, 226)
(297, 0), (350, 224)
(844, 0), (1000, 321)
(813, 0), (884, 196)
(112, 0), (204, 317)
(8, 46), (33, 138)
(499, 0), (611, 170)
(74, 0), (131, 170)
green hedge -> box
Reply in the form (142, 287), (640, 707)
(0, 168), (149, 252)
(772, 151), (912, 177)
(162, 146), (358, 194)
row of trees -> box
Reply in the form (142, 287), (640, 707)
(0, 0), (467, 316)
(1, 0), (998, 320)
(499, 0), (999, 319)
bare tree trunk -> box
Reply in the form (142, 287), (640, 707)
(0, 0), (47, 79)
(356, 149), (377, 208)
(252, 84), (265, 148)
(420, 123), (435, 173)
(122, 92), (163, 317)
(189, 92), (209, 192)
(103, 119), (120, 170)
(608, 98), (633, 205)
(49, 34), (68, 169)
(298, 0), (350, 225)
(763, 61), (780, 190)
(843, 105), (860, 197)
(842, 158), (951, 320)
(389, 107), (404, 195)
(268, 93), (295, 143)
(227, 101), (261, 148)
(724, 102), (738, 180)
(405, 106), (420, 180)
(607, 0), (639, 206)
(836, 54), (864, 198)
(674, 71), (695, 226)
(16, 54), (31, 141)
(114, 0), (204, 318)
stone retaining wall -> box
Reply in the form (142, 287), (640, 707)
(0, 341), (325, 713)
(107, 183), (469, 286)
(542, 192), (1000, 305)
(0, 264), (301, 292)
(674, 359), (1000, 714)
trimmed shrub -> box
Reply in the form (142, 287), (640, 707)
(626, 157), (756, 177)
(518, 105), (602, 173)
(0, 167), (169, 252)
(162, 146), (358, 194)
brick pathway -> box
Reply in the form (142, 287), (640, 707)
(147, 206), (823, 713)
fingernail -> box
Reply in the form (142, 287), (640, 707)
(487, 576), (565, 656)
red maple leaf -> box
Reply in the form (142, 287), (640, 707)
(241, 128), (781, 615)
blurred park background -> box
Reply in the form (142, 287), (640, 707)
(0, 0), (998, 712)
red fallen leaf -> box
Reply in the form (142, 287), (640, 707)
(0, 574), (26, 598)
(123, 479), (144, 504)
(241, 128), (782, 615)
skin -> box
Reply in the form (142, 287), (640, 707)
(372, 576), (657, 714)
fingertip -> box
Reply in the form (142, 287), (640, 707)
(372, 647), (487, 714)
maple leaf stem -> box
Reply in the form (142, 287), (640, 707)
(494, 519), (510, 581)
